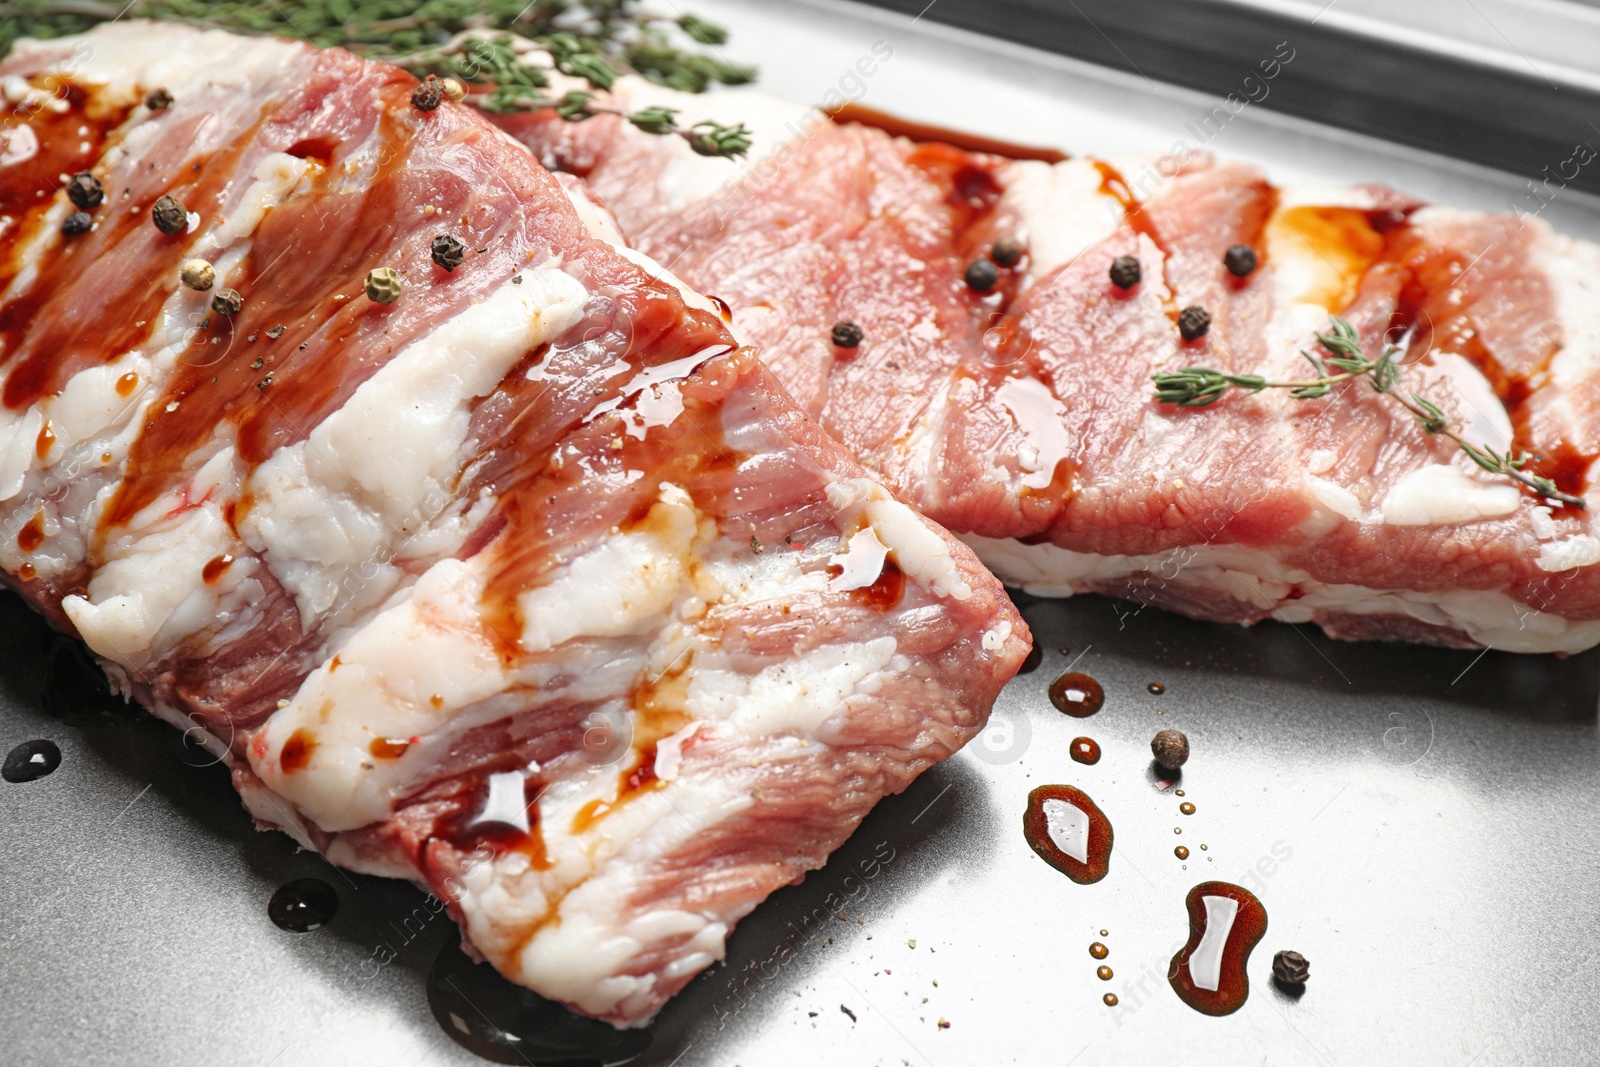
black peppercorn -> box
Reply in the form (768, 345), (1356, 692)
(964, 258), (999, 292)
(61, 211), (91, 237)
(1151, 728), (1189, 770)
(1178, 305), (1212, 341)
(411, 76), (444, 112)
(266, 325), (285, 339)
(66, 172), (103, 210)
(831, 321), (864, 349)
(991, 235), (1025, 268)
(1272, 950), (1309, 986)
(1109, 255), (1141, 290)
(1224, 244), (1258, 277)
(211, 288), (243, 317)
(431, 233), (465, 271)
(145, 88), (173, 111)
(152, 195), (188, 236)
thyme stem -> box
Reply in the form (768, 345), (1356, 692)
(1150, 316), (1587, 510)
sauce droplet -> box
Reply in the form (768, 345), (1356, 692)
(1103, 993), (1118, 1007)
(369, 737), (410, 759)
(1175, 845), (1190, 859)
(1069, 736), (1101, 765)
(1180, 802), (1196, 815)
(17, 512), (44, 552)
(1089, 942), (1108, 960)
(268, 877), (338, 932)
(1048, 672), (1104, 717)
(1175, 789), (1186, 797)
(1022, 784), (1113, 884)
(1097, 965), (1113, 981)
(1168, 881), (1268, 1016)
(1100, 929), (1109, 937)
(428, 938), (652, 1065)
(202, 553), (233, 584)
(280, 729), (315, 772)
(2, 739), (61, 783)
(1147, 682), (1165, 694)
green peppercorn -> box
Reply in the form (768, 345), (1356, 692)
(61, 211), (91, 237)
(152, 195), (188, 236)
(831, 321), (864, 349)
(365, 267), (403, 305)
(431, 233), (465, 271)
(66, 172), (103, 210)
(1223, 244), (1258, 277)
(991, 235), (1025, 268)
(1177, 306), (1212, 341)
(180, 259), (215, 291)
(145, 88), (173, 111)
(411, 77), (444, 112)
(1109, 255), (1141, 290)
(211, 288), (243, 316)
(964, 258), (999, 292)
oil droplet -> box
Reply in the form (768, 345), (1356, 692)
(1175, 789), (1186, 797)
(1174, 827), (1182, 834)
(1200, 844), (1208, 851)
(1180, 802), (1196, 815)
(1069, 736), (1101, 765)
(370, 737), (411, 760)
(3, 739), (62, 782)
(1099, 929), (1109, 937)
(1175, 845), (1190, 859)
(429, 939), (651, 1064)
(1147, 682), (1165, 694)
(17, 561), (35, 581)
(1103, 993), (1118, 1007)
(202, 553), (234, 584)
(1023, 784), (1113, 884)
(116, 371), (138, 397)
(1048, 672), (1104, 717)
(268, 878), (339, 932)
(1097, 965), (1113, 981)
(1168, 881), (1268, 1016)
(35, 421), (54, 460)
(1089, 942), (1108, 959)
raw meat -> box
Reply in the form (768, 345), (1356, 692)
(0, 25), (1028, 1026)
(501, 77), (1600, 653)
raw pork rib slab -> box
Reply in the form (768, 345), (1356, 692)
(0, 25), (1028, 1026)
(502, 78), (1600, 653)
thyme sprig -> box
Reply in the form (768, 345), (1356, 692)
(1151, 316), (1586, 509)
(0, 0), (755, 157)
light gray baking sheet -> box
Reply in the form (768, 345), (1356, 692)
(4, 0), (1599, 1063)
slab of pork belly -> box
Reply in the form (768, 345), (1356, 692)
(499, 78), (1600, 653)
(0, 25), (1028, 1026)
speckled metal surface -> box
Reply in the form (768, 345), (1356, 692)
(5, 2), (1600, 1064)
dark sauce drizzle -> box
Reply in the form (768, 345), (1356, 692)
(1167, 881), (1268, 1016)
(1022, 784), (1113, 884)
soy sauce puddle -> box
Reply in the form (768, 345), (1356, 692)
(1022, 784), (1113, 883)
(1167, 881), (1268, 1016)
(1048, 672), (1103, 717)
(428, 940), (652, 1065)
(2, 738), (60, 782)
